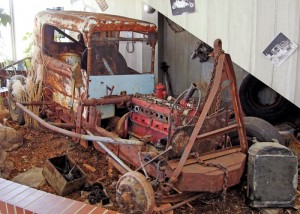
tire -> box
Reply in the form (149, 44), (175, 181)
(8, 75), (26, 125)
(229, 116), (285, 147)
(239, 74), (291, 123)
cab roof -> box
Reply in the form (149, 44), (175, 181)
(35, 10), (157, 33)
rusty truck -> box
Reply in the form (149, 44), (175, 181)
(7, 10), (284, 213)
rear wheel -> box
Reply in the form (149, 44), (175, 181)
(229, 116), (285, 147)
(8, 75), (26, 125)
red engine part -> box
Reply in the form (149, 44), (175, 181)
(154, 83), (167, 99)
(128, 96), (196, 145)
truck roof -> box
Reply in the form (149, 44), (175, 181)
(35, 10), (157, 33)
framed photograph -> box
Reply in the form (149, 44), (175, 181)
(263, 33), (297, 67)
(170, 0), (195, 16)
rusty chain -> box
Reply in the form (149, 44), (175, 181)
(194, 152), (229, 205)
(199, 49), (224, 113)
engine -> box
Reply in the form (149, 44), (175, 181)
(122, 83), (230, 157)
(128, 93), (198, 148)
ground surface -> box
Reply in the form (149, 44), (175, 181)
(3, 119), (300, 214)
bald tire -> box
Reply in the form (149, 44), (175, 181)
(229, 116), (285, 147)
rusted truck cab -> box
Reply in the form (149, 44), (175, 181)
(34, 10), (157, 121)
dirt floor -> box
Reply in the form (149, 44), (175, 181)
(3, 119), (300, 214)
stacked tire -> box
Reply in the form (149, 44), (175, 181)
(239, 74), (292, 123)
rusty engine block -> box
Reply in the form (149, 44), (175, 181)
(123, 84), (228, 157)
(129, 95), (193, 145)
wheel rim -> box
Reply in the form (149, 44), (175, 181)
(255, 86), (281, 108)
(116, 171), (154, 214)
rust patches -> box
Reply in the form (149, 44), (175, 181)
(35, 10), (157, 40)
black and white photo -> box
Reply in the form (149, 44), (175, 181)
(170, 0), (195, 16)
(263, 32), (297, 67)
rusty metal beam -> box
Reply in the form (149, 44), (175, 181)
(87, 130), (132, 172)
(224, 55), (248, 153)
(81, 95), (132, 106)
(107, 156), (128, 175)
(48, 122), (76, 129)
(170, 53), (226, 183)
(162, 194), (203, 213)
(16, 100), (54, 106)
(93, 37), (149, 42)
(196, 124), (238, 140)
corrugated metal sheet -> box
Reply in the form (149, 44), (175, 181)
(143, 0), (300, 108)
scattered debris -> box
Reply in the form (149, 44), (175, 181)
(86, 182), (110, 205)
(83, 163), (96, 172)
(12, 167), (45, 188)
(42, 154), (86, 196)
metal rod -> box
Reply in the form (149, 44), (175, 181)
(16, 102), (143, 145)
(87, 130), (132, 172)
(48, 122), (76, 129)
(162, 194), (202, 213)
(138, 152), (149, 179)
(14, 99), (53, 106)
(81, 95), (132, 106)
(94, 37), (149, 42)
(135, 146), (172, 171)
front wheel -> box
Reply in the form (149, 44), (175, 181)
(8, 75), (26, 125)
(116, 171), (154, 214)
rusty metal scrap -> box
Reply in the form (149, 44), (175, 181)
(16, 102), (143, 146)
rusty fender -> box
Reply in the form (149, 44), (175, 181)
(16, 102), (142, 146)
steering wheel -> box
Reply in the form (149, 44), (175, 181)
(91, 47), (128, 75)
(168, 84), (202, 129)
